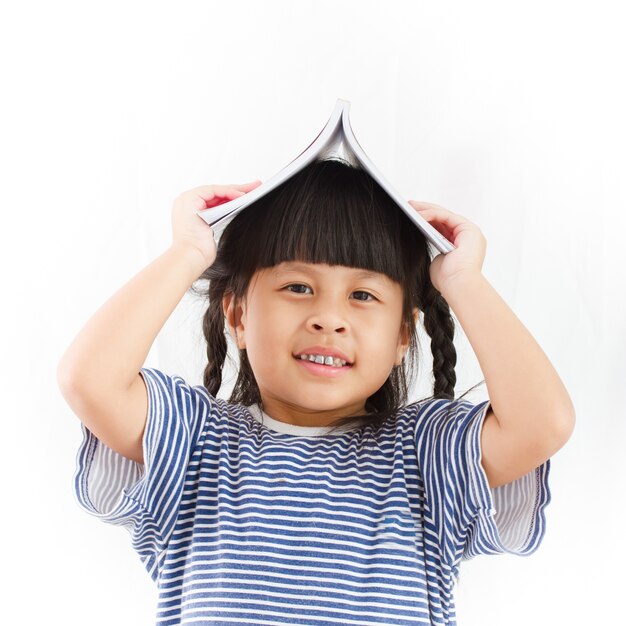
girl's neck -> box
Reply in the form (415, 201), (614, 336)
(258, 397), (368, 428)
(249, 403), (367, 436)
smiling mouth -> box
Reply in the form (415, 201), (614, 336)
(293, 354), (353, 368)
(292, 355), (354, 376)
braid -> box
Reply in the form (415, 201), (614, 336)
(203, 277), (230, 397)
(230, 349), (261, 406)
(420, 280), (457, 400)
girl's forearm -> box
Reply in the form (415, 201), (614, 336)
(57, 244), (207, 394)
(440, 271), (576, 437)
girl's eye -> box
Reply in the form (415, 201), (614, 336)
(285, 284), (312, 294)
(352, 291), (376, 302)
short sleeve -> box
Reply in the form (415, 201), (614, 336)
(414, 398), (552, 571)
(72, 367), (212, 580)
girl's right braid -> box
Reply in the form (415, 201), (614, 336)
(421, 280), (458, 400)
(204, 278), (229, 397)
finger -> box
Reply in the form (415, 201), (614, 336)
(238, 179), (263, 189)
(408, 200), (447, 210)
(175, 187), (240, 212)
(409, 201), (466, 223)
(223, 180), (262, 191)
(202, 187), (257, 213)
(185, 181), (262, 199)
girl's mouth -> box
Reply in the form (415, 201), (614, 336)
(293, 355), (353, 378)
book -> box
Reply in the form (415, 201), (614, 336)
(197, 98), (455, 254)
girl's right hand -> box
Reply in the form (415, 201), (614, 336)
(171, 180), (262, 269)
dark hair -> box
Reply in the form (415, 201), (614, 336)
(189, 157), (485, 438)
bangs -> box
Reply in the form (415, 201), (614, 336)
(227, 158), (424, 286)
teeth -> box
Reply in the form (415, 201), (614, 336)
(299, 353), (348, 367)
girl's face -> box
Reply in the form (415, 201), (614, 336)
(223, 261), (416, 427)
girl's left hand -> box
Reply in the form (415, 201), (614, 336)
(408, 200), (486, 294)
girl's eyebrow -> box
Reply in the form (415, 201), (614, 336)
(271, 263), (390, 284)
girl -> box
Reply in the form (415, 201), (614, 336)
(59, 158), (575, 625)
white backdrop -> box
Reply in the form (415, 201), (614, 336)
(1, 1), (624, 624)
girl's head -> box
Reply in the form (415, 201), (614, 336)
(191, 158), (466, 434)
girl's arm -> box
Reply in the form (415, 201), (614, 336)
(57, 243), (206, 394)
(57, 244), (206, 463)
(57, 182), (261, 463)
(441, 272), (575, 487)
(411, 201), (575, 488)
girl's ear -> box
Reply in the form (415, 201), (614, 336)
(222, 292), (247, 350)
(395, 307), (419, 366)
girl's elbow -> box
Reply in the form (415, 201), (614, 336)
(554, 409), (576, 443)
(550, 392), (576, 441)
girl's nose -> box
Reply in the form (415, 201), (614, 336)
(310, 320), (347, 333)
(306, 310), (349, 334)
(304, 291), (351, 334)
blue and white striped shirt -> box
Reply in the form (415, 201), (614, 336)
(73, 367), (551, 625)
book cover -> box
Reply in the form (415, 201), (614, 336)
(197, 99), (455, 255)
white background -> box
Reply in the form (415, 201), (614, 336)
(1, 1), (624, 624)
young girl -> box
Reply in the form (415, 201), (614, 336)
(59, 158), (575, 625)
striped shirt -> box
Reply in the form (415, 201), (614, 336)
(73, 367), (551, 625)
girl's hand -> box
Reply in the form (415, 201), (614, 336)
(171, 180), (262, 268)
(408, 200), (486, 294)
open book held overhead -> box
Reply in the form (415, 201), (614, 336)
(197, 98), (455, 255)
